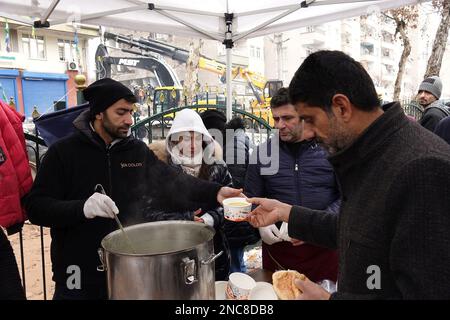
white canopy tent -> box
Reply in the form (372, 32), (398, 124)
(0, 0), (425, 119)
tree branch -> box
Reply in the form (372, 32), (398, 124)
(381, 12), (395, 21)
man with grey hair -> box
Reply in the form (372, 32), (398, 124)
(417, 76), (450, 131)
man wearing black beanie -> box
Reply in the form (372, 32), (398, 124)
(25, 78), (242, 300)
(83, 78), (137, 121)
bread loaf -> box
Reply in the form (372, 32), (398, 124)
(272, 270), (305, 300)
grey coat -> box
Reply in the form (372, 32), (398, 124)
(288, 102), (450, 299)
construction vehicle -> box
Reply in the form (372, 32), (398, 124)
(101, 31), (283, 126)
(95, 41), (183, 121)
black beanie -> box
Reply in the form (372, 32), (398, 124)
(200, 109), (226, 132)
(83, 78), (137, 115)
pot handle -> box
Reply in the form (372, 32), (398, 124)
(97, 248), (106, 272)
(201, 251), (223, 265)
(182, 257), (198, 285)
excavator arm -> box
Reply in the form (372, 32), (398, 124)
(95, 43), (182, 87)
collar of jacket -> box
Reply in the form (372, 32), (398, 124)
(279, 138), (318, 152)
(328, 102), (408, 175)
(73, 109), (131, 150)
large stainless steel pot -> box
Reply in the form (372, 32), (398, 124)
(98, 221), (222, 300)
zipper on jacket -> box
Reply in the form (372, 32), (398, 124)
(294, 158), (302, 205)
(106, 145), (113, 197)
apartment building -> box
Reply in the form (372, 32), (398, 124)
(0, 18), (97, 118)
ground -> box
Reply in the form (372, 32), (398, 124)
(9, 222), (54, 300)
(9, 222), (261, 300)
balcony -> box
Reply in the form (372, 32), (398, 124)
(300, 30), (326, 46)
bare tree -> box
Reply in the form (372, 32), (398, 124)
(424, 0), (450, 77)
(183, 39), (203, 105)
(382, 6), (418, 100)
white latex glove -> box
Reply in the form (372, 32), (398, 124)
(83, 192), (119, 219)
(259, 224), (283, 245)
(279, 222), (292, 242)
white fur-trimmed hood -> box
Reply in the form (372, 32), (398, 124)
(149, 139), (223, 163)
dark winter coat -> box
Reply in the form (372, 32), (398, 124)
(222, 129), (260, 248)
(245, 138), (340, 282)
(224, 129), (253, 189)
(24, 110), (221, 298)
(289, 102), (450, 299)
(418, 100), (450, 132)
(0, 228), (25, 300)
(434, 116), (450, 145)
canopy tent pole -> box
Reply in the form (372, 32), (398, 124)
(148, 4), (222, 41)
(50, 5), (148, 26)
(225, 46), (233, 121)
(34, 0), (60, 28)
(233, 3), (307, 43)
(224, 10), (234, 122)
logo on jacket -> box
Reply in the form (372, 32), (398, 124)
(0, 147), (6, 166)
(120, 162), (143, 169)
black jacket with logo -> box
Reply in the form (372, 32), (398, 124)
(24, 111), (221, 296)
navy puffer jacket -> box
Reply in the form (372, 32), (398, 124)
(245, 138), (340, 213)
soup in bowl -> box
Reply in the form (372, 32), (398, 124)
(223, 197), (252, 222)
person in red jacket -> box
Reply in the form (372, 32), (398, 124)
(0, 99), (31, 300)
(0, 100), (33, 232)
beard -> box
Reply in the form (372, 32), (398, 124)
(319, 119), (356, 155)
(102, 114), (130, 140)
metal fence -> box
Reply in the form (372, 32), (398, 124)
(401, 100), (424, 120)
(131, 104), (272, 145)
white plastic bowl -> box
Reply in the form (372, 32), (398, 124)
(215, 281), (228, 300)
(223, 197), (252, 222)
(249, 281), (278, 300)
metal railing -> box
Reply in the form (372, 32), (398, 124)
(131, 103), (272, 145)
(21, 132), (49, 300)
(401, 100), (424, 120)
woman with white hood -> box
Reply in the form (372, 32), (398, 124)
(148, 108), (231, 280)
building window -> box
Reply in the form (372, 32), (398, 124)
(58, 39), (77, 62)
(256, 47), (261, 59)
(250, 45), (255, 57)
(360, 42), (374, 56)
(22, 34), (46, 59)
